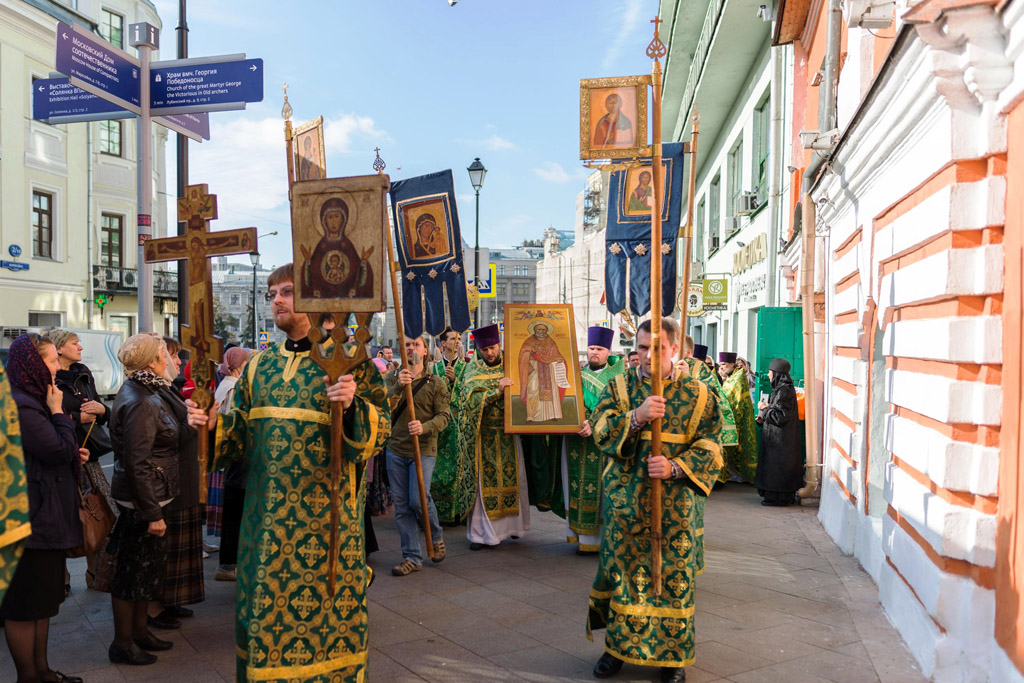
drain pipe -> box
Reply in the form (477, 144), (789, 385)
(765, 45), (784, 306)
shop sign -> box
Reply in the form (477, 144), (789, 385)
(702, 278), (727, 311)
(732, 232), (768, 274)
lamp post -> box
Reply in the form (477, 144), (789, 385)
(467, 157), (486, 329)
(250, 251), (260, 349)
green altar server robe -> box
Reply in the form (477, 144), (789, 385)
(0, 364), (30, 604)
(560, 357), (625, 548)
(587, 367), (723, 669)
(720, 367), (758, 484)
(214, 342), (390, 683)
(430, 356), (472, 525)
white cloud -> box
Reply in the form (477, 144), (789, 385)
(534, 161), (579, 183)
(602, 0), (645, 71)
(484, 135), (515, 151)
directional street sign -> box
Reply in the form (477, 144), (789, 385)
(150, 57), (264, 115)
(55, 22), (141, 114)
(33, 77), (210, 140)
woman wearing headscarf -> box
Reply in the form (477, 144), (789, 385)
(107, 333), (192, 665)
(147, 337), (204, 630)
(49, 328), (117, 590)
(755, 358), (804, 506)
(2, 333), (88, 683)
(212, 346), (250, 581)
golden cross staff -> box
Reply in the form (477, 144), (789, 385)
(307, 313), (375, 597)
(646, 15), (668, 598)
(374, 148), (436, 559)
(144, 185), (257, 503)
(677, 110), (701, 361)
(282, 83), (297, 189)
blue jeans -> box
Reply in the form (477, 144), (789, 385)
(385, 449), (442, 565)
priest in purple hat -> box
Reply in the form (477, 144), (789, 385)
(452, 324), (531, 549)
(555, 326), (624, 554)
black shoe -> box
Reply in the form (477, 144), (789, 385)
(134, 631), (174, 651)
(42, 672), (83, 683)
(593, 652), (623, 678)
(109, 642), (158, 665)
(164, 605), (193, 618)
(469, 542), (485, 551)
(660, 666), (686, 682)
(576, 548), (598, 556)
(147, 613), (181, 630)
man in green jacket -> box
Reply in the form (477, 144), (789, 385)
(386, 334), (451, 576)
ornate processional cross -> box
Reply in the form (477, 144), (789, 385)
(144, 183), (258, 501)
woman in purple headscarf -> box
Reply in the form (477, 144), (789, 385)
(2, 333), (88, 683)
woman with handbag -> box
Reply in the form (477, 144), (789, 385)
(107, 333), (192, 665)
(1, 333), (88, 683)
(49, 329), (117, 590)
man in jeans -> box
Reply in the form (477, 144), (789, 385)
(386, 334), (450, 576)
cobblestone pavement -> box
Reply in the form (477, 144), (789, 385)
(0, 483), (927, 682)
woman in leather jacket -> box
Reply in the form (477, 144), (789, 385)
(107, 333), (194, 666)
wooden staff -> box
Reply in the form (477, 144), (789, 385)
(677, 112), (701, 362)
(282, 83), (296, 189)
(647, 18), (667, 597)
(375, 150), (435, 559)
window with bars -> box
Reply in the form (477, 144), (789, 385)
(32, 190), (53, 259)
(753, 95), (770, 202)
(100, 9), (123, 48)
(727, 139), (743, 218)
(99, 120), (122, 156)
(709, 175), (721, 243)
(100, 213), (123, 267)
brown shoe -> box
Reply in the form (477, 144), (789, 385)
(431, 539), (446, 563)
(391, 560), (422, 576)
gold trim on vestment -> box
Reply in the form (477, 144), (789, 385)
(605, 645), (696, 669)
(610, 600), (695, 618)
(671, 457), (711, 496)
(245, 649), (368, 681)
(638, 431), (691, 445)
(579, 542), (601, 552)
(684, 381), (708, 442)
(249, 406), (330, 425)
(590, 587), (617, 600)
(0, 521), (32, 549)
(691, 438), (722, 458)
(342, 403), (379, 457)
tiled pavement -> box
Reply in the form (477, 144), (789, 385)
(0, 483), (927, 682)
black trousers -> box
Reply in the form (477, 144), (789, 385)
(220, 485), (245, 565)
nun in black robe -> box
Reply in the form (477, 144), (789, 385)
(755, 358), (804, 506)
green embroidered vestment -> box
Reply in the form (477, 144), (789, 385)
(720, 367), (758, 484)
(0, 365), (30, 604)
(587, 368), (723, 668)
(430, 357), (473, 525)
(214, 343), (390, 683)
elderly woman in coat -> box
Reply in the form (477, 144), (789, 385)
(755, 358), (804, 506)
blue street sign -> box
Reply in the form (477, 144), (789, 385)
(33, 77), (132, 123)
(1, 261), (29, 272)
(150, 58), (264, 115)
(156, 112), (211, 141)
(258, 332), (269, 342)
(8, 245), (21, 258)
(55, 22), (141, 114)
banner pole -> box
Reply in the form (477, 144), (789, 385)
(677, 112), (701, 361)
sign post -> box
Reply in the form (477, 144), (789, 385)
(130, 22), (159, 333)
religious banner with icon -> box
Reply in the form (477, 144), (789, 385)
(290, 174), (388, 313)
(503, 304), (585, 434)
(389, 170), (472, 337)
(603, 141), (687, 317)
(292, 116), (326, 182)
(579, 75), (651, 160)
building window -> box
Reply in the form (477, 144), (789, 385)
(727, 139), (743, 218)
(100, 213), (123, 268)
(497, 265), (506, 276)
(512, 282), (530, 296)
(100, 9), (124, 48)
(230, 294), (240, 306)
(695, 199), (705, 261)
(99, 120), (122, 156)
(32, 190), (54, 259)
(29, 311), (62, 327)
(753, 95), (770, 201)
(709, 175), (721, 244)
(497, 282), (507, 296)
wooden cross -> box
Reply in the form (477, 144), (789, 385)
(144, 183), (257, 503)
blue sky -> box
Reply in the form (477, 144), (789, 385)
(153, 0), (656, 269)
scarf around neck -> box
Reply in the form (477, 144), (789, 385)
(129, 369), (171, 389)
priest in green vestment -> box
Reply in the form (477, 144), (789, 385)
(196, 264), (390, 683)
(0, 363), (30, 604)
(587, 317), (722, 683)
(459, 324), (530, 549)
(430, 328), (472, 525)
(717, 352), (758, 484)
(557, 326), (623, 554)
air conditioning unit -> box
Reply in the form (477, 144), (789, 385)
(725, 216), (742, 237)
(103, 267), (117, 283)
(690, 261), (705, 279)
(92, 275), (104, 291)
(123, 270), (137, 288)
(737, 192), (759, 215)
(710, 236), (721, 252)
(847, 0), (894, 29)
(2, 327), (28, 341)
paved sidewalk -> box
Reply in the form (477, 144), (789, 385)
(0, 484), (926, 682)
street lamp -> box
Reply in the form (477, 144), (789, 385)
(467, 157), (486, 328)
(250, 251), (260, 350)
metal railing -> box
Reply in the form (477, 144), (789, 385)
(92, 265), (178, 296)
(679, 0), (726, 133)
